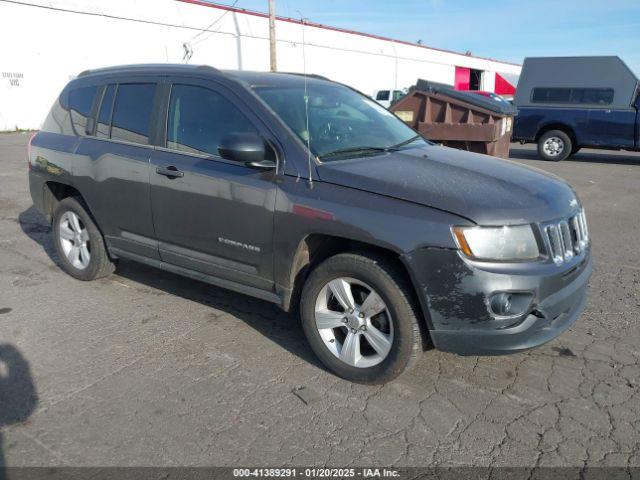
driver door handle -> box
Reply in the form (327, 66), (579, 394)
(156, 165), (184, 178)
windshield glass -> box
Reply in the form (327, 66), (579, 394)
(252, 82), (425, 160)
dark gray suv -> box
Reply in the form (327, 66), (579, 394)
(28, 64), (592, 383)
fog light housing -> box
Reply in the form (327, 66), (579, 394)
(488, 292), (534, 318)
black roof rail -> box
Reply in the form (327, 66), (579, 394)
(77, 64), (223, 78)
(196, 65), (220, 72)
(278, 72), (331, 81)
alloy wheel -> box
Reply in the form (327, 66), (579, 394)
(314, 277), (393, 368)
(58, 211), (91, 270)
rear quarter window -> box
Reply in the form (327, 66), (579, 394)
(41, 93), (74, 135)
(69, 86), (98, 136)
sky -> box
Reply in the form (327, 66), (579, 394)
(205, 0), (640, 73)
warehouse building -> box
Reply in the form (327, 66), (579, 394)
(0, 0), (521, 130)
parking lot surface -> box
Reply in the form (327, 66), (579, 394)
(0, 132), (638, 468)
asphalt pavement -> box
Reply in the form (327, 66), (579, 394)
(0, 133), (638, 469)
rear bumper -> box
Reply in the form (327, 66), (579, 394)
(404, 248), (592, 356)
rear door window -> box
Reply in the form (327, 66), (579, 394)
(166, 84), (258, 157)
(69, 86), (98, 136)
(110, 83), (156, 145)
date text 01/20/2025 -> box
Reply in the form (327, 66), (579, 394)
(232, 468), (400, 477)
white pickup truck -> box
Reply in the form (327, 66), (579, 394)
(371, 89), (406, 108)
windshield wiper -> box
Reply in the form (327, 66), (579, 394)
(385, 134), (422, 151)
(320, 146), (388, 160)
(319, 135), (424, 160)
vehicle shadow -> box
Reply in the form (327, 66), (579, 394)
(18, 206), (325, 372)
(509, 146), (640, 166)
(0, 343), (39, 477)
(18, 206), (58, 265)
(112, 260), (325, 370)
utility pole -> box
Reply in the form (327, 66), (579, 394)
(268, 0), (277, 72)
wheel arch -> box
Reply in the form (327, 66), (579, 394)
(42, 181), (83, 222)
(43, 182), (108, 255)
(281, 233), (432, 348)
(535, 123), (577, 146)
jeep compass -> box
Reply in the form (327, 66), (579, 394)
(28, 64), (592, 383)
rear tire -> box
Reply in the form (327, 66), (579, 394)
(299, 252), (424, 384)
(537, 130), (572, 161)
(52, 197), (115, 281)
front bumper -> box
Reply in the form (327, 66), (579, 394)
(404, 248), (592, 356)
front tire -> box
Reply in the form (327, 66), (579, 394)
(52, 197), (115, 281)
(538, 130), (572, 161)
(300, 252), (424, 384)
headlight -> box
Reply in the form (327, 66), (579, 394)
(452, 225), (540, 261)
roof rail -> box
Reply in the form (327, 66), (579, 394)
(77, 64), (223, 78)
(278, 71), (330, 81)
(196, 65), (220, 72)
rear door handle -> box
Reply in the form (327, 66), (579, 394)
(155, 165), (184, 178)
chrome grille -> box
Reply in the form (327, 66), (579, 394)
(543, 208), (589, 265)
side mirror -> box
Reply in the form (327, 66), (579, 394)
(218, 133), (276, 169)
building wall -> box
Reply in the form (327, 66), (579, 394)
(0, 0), (521, 130)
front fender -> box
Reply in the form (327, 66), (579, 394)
(273, 176), (468, 290)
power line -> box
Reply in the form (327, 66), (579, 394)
(182, 0), (240, 62)
(0, 0), (212, 32)
(189, 0), (239, 46)
(0, 0), (518, 70)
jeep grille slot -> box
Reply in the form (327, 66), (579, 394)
(543, 208), (589, 265)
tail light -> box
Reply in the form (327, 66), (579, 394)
(27, 131), (37, 170)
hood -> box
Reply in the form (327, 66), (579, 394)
(316, 144), (578, 225)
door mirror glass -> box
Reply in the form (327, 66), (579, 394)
(218, 132), (267, 164)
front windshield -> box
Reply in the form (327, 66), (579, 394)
(252, 81), (425, 160)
